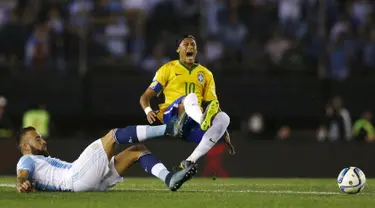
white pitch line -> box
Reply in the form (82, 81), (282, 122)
(0, 184), (15, 188)
(1, 183), (371, 196)
(99, 183), (305, 187)
(0, 183), (291, 188)
(112, 187), (341, 195)
(211, 183), (306, 187)
(0, 183), (315, 188)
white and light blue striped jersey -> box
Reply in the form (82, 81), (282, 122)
(16, 155), (73, 191)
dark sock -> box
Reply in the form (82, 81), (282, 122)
(138, 152), (171, 183)
(113, 126), (139, 144)
(113, 125), (167, 144)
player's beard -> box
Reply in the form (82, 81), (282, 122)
(30, 145), (49, 157)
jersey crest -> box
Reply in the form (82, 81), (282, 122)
(197, 72), (204, 83)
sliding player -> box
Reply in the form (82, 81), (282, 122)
(16, 122), (196, 192)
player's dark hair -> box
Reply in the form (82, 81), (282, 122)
(16, 126), (35, 150)
(176, 35), (196, 47)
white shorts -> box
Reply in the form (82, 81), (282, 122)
(71, 139), (123, 192)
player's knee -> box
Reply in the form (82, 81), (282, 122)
(183, 93), (198, 106)
(126, 144), (149, 160)
(127, 144), (148, 153)
(101, 129), (116, 143)
(216, 112), (230, 128)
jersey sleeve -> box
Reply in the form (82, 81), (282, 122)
(203, 72), (218, 102)
(16, 156), (35, 174)
(148, 64), (169, 94)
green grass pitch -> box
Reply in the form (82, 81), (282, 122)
(1, 177), (375, 208)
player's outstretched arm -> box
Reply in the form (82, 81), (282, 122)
(16, 170), (34, 193)
(140, 88), (158, 124)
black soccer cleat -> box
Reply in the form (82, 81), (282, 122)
(172, 160), (198, 175)
(165, 112), (188, 138)
(179, 160), (197, 171)
(167, 163), (198, 192)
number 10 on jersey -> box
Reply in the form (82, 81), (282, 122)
(185, 82), (196, 95)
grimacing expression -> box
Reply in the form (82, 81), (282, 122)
(178, 38), (197, 64)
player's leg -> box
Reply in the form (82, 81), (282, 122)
(183, 111), (230, 164)
(102, 122), (183, 156)
(181, 93), (220, 131)
(71, 133), (117, 192)
(111, 144), (197, 191)
(82, 128), (194, 192)
(180, 93), (202, 123)
(110, 118), (184, 145)
(101, 96), (196, 151)
(72, 125), (179, 192)
(162, 96), (187, 126)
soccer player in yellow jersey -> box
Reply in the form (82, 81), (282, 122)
(140, 35), (235, 169)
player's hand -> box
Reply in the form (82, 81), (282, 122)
(147, 111), (157, 124)
(224, 131), (236, 155)
(17, 180), (34, 193)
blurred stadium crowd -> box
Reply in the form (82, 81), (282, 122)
(0, 0), (375, 142)
(0, 0), (374, 77)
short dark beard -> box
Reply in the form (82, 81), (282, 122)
(30, 146), (49, 157)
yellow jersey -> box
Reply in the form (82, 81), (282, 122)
(148, 60), (217, 122)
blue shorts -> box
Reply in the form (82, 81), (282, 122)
(163, 96), (206, 143)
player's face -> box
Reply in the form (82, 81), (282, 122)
(24, 130), (49, 156)
(179, 38), (197, 65)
